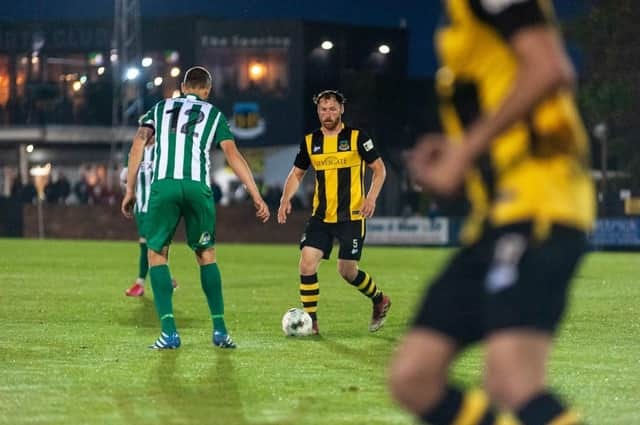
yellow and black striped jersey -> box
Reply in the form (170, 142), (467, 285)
(437, 0), (595, 242)
(294, 125), (380, 223)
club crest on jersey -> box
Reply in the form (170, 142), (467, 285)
(199, 232), (212, 245)
(338, 139), (350, 151)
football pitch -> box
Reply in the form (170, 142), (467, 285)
(1, 238), (639, 424)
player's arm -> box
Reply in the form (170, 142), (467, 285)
(219, 139), (270, 223)
(121, 127), (153, 217)
(361, 158), (386, 218)
(411, 0), (574, 195)
(277, 166), (307, 224)
(357, 133), (385, 218)
(463, 19), (575, 161)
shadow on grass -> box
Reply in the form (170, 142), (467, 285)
(126, 350), (301, 425)
(118, 296), (199, 330)
(208, 353), (300, 425)
(319, 336), (384, 361)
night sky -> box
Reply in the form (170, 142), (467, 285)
(1, 0), (588, 77)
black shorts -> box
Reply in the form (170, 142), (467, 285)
(412, 222), (587, 347)
(300, 217), (366, 260)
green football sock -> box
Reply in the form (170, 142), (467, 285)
(200, 263), (227, 334)
(138, 243), (149, 280)
(149, 265), (176, 334)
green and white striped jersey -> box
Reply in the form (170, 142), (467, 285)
(139, 94), (234, 187)
(123, 143), (155, 214)
(135, 144), (155, 214)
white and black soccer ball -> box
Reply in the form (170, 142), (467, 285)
(281, 308), (313, 337)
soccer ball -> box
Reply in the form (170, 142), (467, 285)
(281, 308), (313, 337)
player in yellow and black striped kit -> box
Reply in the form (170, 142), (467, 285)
(278, 90), (390, 335)
(389, 1), (594, 425)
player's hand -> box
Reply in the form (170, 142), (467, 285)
(121, 191), (135, 218)
(277, 199), (292, 224)
(406, 134), (469, 197)
(253, 197), (270, 223)
(360, 197), (376, 218)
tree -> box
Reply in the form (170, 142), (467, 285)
(567, 0), (640, 191)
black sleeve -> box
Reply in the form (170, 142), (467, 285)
(356, 131), (381, 164)
(293, 138), (311, 170)
(470, 0), (549, 40)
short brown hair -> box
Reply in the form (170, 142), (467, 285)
(313, 89), (346, 105)
(183, 66), (212, 89)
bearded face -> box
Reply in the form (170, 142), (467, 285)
(317, 97), (343, 132)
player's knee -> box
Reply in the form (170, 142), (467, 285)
(299, 259), (318, 275)
(388, 354), (443, 412)
(485, 370), (535, 409)
(147, 249), (167, 266)
(337, 262), (357, 281)
(196, 248), (216, 265)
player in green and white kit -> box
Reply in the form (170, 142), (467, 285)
(122, 143), (178, 297)
(121, 66), (270, 349)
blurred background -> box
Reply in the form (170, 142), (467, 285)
(0, 0), (638, 248)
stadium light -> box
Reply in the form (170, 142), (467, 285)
(26, 144), (34, 153)
(171, 89), (181, 98)
(72, 81), (82, 91)
(97, 66), (105, 76)
(170, 67), (181, 77)
(141, 57), (153, 67)
(126, 67), (140, 80)
(153, 76), (163, 86)
(378, 44), (391, 55)
(30, 163), (52, 238)
(321, 40), (334, 50)
(249, 62), (266, 81)
(165, 50), (180, 64)
(79, 75), (87, 84)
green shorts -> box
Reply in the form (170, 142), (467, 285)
(133, 210), (147, 238)
(146, 179), (216, 252)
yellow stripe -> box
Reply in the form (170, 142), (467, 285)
(349, 129), (362, 219)
(350, 129), (359, 150)
(361, 218), (365, 237)
(357, 274), (371, 290)
(323, 134), (339, 223)
(300, 283), (319, 290)
(304, 306), (317, 313)
(548, 411), (580, 425)
(324, 168), (338, 223)
(365, 281), (376, 296)
(301, 295), (319, 302)
(307, 133), (320, 216)
(451, 389), (490, 425)
(438, 102), (464, 139)
(496, 413), (518, 425)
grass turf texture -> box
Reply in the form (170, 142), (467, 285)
(1, 238), (638, 424)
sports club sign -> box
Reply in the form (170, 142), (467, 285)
(588, 218), (640, 247)
(366, 217), (450, 246)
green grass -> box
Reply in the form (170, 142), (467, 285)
(0, 239), (638, 424)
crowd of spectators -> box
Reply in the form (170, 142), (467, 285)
(8, 164), (121, 206)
